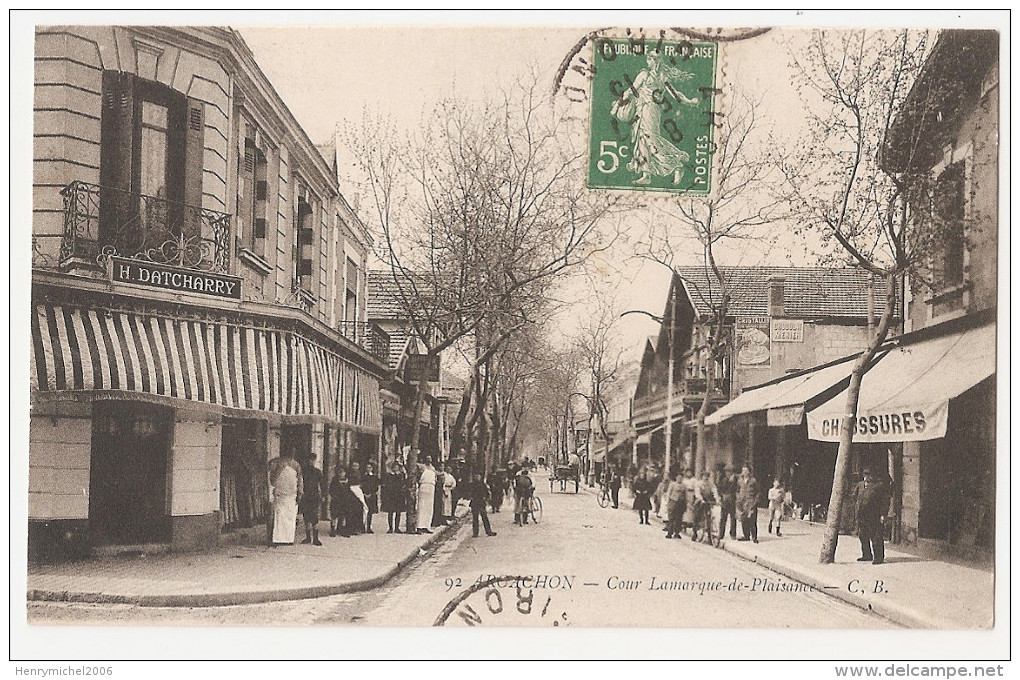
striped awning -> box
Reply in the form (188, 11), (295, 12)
(30, 302), (382, 431)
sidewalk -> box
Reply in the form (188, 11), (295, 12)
(583, 482), (994, 629)
(662, 511), (993, 629)
(27, 507), (468, 608)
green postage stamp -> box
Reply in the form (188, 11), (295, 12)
(588, 37), (718, 195)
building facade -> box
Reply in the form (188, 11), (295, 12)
(29, 26), (389, 560)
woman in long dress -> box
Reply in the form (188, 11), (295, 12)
(442, 464), (458, 520)
(415, 457), (437, 534)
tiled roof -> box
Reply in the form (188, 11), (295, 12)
(674, 266), (900, 320)
(385, 327), (411, 371)
(366, 270), (408, 321)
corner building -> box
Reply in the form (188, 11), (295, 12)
(29, 26), (389, 559)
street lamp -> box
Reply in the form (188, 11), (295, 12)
(621, 308), (676, 478)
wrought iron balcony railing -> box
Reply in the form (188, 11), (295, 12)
(339, 321), (391, 364)
(60, 180), (232, 274)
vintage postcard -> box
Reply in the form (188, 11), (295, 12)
(11, 10), (1008, 667)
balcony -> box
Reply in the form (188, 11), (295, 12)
(59, 180), (232, 274)
(339, 321), (391, 364)
(632, 378), (730, 424)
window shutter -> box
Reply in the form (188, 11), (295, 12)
(237, 138), (256, 245)
(182, 98), (206, 240)
(99, 70), (136, 245)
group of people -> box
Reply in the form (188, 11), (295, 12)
(266, 449), (462, 547)
(615, 463), (788, 546)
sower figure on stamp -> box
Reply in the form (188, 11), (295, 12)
(854, 467), (892, 565)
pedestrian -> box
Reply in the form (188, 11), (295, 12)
(609, 467), (622, 509)
(853, 467), (891, 565)
(716, 463), (738, 541)
(415, 456), (437, 534)
(513, 466), (534, 526)
(348, 461), (368, 531)
(664, 470), (685, 539)
(768, 477), (786, 537)
(362, 461), (380, 534)
(465, 472), (498, 537)
(299, 454), (324, 546)
(693, 470), (719, 544)
(432, 464), (447, 527)
(653, 466), (666, 518)
(267, 445), (303, 546)
(380, 460), (406, 533)
(328, 466), (347, 537)
(442, 463), (458, 521)
(737, 465), (760, 543)
(632, 468), (654, 525)
(489, 467), (506, 513)
(681, 469), (697, 534)
(337, 468), (366, 537)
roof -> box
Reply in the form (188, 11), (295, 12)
(674, 266), (900, 321)
(366, 270), (407, 321)
(884, 29), (998, 172)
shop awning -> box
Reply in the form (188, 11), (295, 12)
(807, 321), (995, 443)
(705, 354), (874, 426)
(30, 302), (382, 431)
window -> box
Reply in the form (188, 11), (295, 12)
(99, 71), (205, 250)
(345, 256), (359, 324)
(294, 186), (315, 293)
(932, 160), (966, 289)
(237, 122), (269, 254)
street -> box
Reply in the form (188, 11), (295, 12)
(28, 474), (896, 628)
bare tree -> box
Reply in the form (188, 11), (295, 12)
(572, 288), (625, 480)
(344, 76), (617, 510)
(776, 29), (982, 563)
(636, 92), (784, 475)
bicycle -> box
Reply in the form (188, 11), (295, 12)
(596, 485), (611, 508)
(524, 494), (543, 524)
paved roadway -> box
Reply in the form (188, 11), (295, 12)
(28, 473), (896, 628)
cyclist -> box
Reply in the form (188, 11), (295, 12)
(513, 466), (535, 525)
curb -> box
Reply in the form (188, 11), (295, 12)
(27, 511), (467, 608)
(640, 503), (931, 629)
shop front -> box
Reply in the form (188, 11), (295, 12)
(28, 284), (385, 560)
(807, 316), (996, 552)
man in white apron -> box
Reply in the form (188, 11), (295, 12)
(268, 447), (303, 546)
(415, 456), (437, 534)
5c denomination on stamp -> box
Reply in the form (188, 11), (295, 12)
(588, 37), (719, 195)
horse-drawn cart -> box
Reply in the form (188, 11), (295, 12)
(549, 464), (580, 493)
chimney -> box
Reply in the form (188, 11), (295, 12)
(768, 275), (786, 317)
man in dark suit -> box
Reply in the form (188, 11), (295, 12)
(465, 472), (497, 538)
(854, 467), (892, 564)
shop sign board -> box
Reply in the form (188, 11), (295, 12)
(404, 354), (440, 383)
(770, 318), (804, 343)
(735, 316), (771, 367)
(807, 401), (949, 442)
(111, 257), (242, 300)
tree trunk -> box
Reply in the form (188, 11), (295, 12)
(819, 272), (897, 563)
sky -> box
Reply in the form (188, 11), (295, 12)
(235, 18), (811, 360)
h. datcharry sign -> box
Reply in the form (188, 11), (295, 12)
(111, 257), (242, 300)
